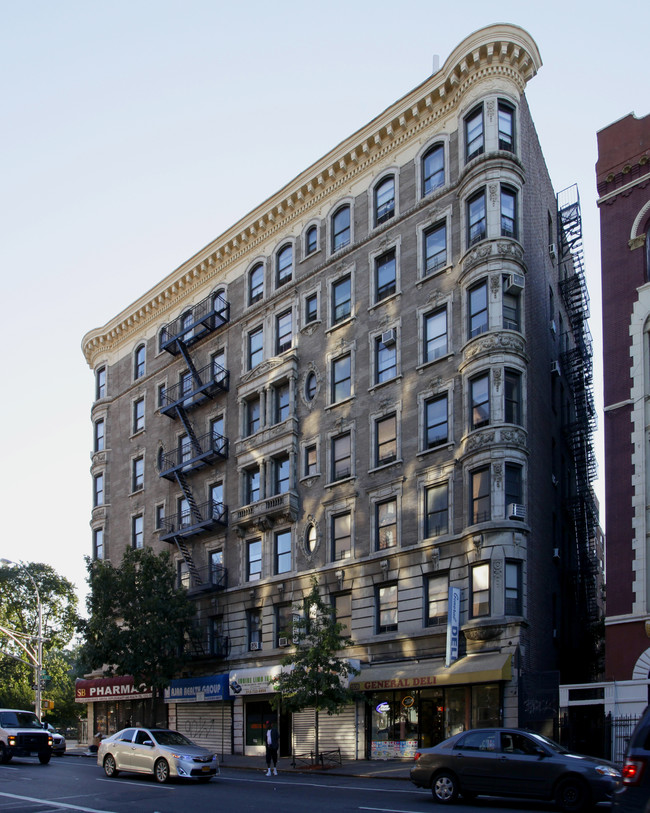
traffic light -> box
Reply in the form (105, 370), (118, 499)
(41, 699), (54, 710)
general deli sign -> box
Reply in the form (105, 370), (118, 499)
(351, 675), (438, 691)
(75, 676), (152, 703)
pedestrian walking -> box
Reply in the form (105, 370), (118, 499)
(264, 720), (279, 776)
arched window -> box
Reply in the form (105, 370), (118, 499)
(249, 263), (264, 305)
(134, 345), (145, 380)
(646, 225), (650, 283)
(374, 176), (395, 226)
(276, 244), (293, 287)
(332, 205), (351, 252)
(305, 225), (318, 256)
(422, 145), (444, 196)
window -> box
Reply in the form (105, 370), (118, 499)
(471, 563), (490, 617)
(468, 281), (488, 338)
(471, 467), (490, 523)
(331, 432), (351, 481)
(211, 415), (226, 455)
(501, 186), (517, 238)
(274, 382), (290, 423)
(157, 382), (166, 408)
(245, 466), (260, 504)
(273, 455), (290, 495)
(93, 527), (104, 560)
(249, 263), (264, 305)
(93, 474), (104, 508)
(132, 457), (144, 492)
(132, 514), (143, 549)
(465, 106), (484, 161)
(424, 307), (448, 363)
(332, 593), (352, 638)
(134, 345), (145, 380)
(424, 394), (448, 448)
(276, 244), (293, 287)
(424, 221), (447, 275)
(374, 176), (395, 225)
(375, 333), (397, 384)
(505, 463), (523, 513)
(181, 311), (194, 341)
(210, 482), (224, 515)
(246, 396), (261, 436)
(503, 279), (521, 331)
(422, 144), (444, 195)
(178, 497), (191, 530)
(470, 373), (490, 429)
(209, 550), (224, 587)
(498, 101), (515, 152)
(208, 616), (225, 655)
(426, 574), (448, 626)
(276, 310), (292, 354)
(377, 584), (398, 632)
(375, 249), (397, 303)
(331, 513), (351, 560)
(467, 190), (487, 246)
(133, 397), (145, 433)
(375, 413), (397, 466)
(332, 205), (351, 252)
(304, 444), (317, 477)
(305, 523), (318, 555)
(425, 482), (449, 537)
(95, 366), (106, 400)
(376, 498), (397, 550)
(94, 418), (105, 452)
(212, 349), (226, 387)
(276, 603), (293, 647)
(332, 354), (351, 403)
(305, 292), (318, 324)
(305, 225), (318, 255)
(505, 370), (522, 424)
(274, 530), (291, 574)
(155, 504), (165, 530)
(248, 326), (263, 369)
(248, 607), (262, 647)
(305, 371), (317, 402)
(505, 561), (522, 615)
(180, 370), (193, 404)
(177, 560), (190, 590)
(247, 539), (262, 581)
(332, 275), (351, 324)
(179, 433), (192, 467)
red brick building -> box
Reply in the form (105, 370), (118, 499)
(598, 111), (650, 696)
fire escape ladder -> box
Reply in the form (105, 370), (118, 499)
(173, 405), (203, 457)
(174, 469), (203, 525)
(176, 339), (202, 385)
(174, 537), (202, 586)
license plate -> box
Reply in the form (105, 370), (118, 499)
(201, 766), (210, 772)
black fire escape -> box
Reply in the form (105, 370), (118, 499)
(158, 291), (230, 594)
(557, 184), (600, 628)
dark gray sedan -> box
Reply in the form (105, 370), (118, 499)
(410, 728), (620, 812)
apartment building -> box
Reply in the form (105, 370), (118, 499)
(82, 23), (598, 759)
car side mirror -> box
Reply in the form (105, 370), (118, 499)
(534, 746), (546, 757)
(143, 740), (154, 747)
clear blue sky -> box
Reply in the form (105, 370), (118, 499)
(1, 0), (645, 609)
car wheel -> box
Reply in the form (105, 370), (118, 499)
(555, 777), (591, 813)
(38, 751), (51, 765)
(0, 744), (12, 764)
(154, 758), (170, 784)
(431, 770), (460, 803)
(103, 753), (119, 778)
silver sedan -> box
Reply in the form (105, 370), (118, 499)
(97, 727), (219, 783)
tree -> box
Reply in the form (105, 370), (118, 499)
(0, 561), (81, 724)
(79, 547), (196, 720)
(271, 576), (359, 762)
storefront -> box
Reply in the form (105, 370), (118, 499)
(351, 653), (512, 759)
(164, 674), (231, 757)
(229, 664), (292, 756)
(75, 676), (158, 739)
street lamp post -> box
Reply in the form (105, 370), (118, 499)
(0, 558), (43, 720)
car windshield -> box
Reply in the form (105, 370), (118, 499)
(0, 712), (42, 729)
(525, 731), (569, 754)
(152, 730), (194, 747)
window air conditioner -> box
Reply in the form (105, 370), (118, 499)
(551, 360), (561, 376)
(548, 243), (557, 261)
(505, 273), (525, 294)
(250, 641), (260, 651)
(278, 637), (289, 648)
(381, 328), (397, 346)
(508, 503), (526, 520)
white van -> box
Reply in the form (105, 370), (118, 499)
(0, 709), (52, 764)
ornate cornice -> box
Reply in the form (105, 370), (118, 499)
(82, 25), (541, 369)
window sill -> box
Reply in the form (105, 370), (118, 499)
(368, 291), (401, 313)
(417, 263), (452, 283)
(326, 476), (355, 489)
(325, 396), (355, 411)
(326, 315), (355, 335)
(368, 458), (403, 475)
(368, 375), (402, 393)
(416, 354), (453, 373)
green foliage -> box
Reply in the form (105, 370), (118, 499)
(79, 547), (195, 692)
(0, 562), (81, 722)
(271, 576), (359, 756)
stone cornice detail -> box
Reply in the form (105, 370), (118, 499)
(82, 25), (541, 368)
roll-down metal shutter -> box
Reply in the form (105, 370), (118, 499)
(173, 703), (231, 755)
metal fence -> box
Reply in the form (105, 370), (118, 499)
(559, 712), (639, 763)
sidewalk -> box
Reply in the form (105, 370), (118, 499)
(67, 741), (412, 780)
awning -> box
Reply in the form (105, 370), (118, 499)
(349, 652), (512, 692)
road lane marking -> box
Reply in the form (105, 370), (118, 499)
(96, 778), (175, 790)
(0, 791), (117, 813)
(218, 775), (428, 794)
